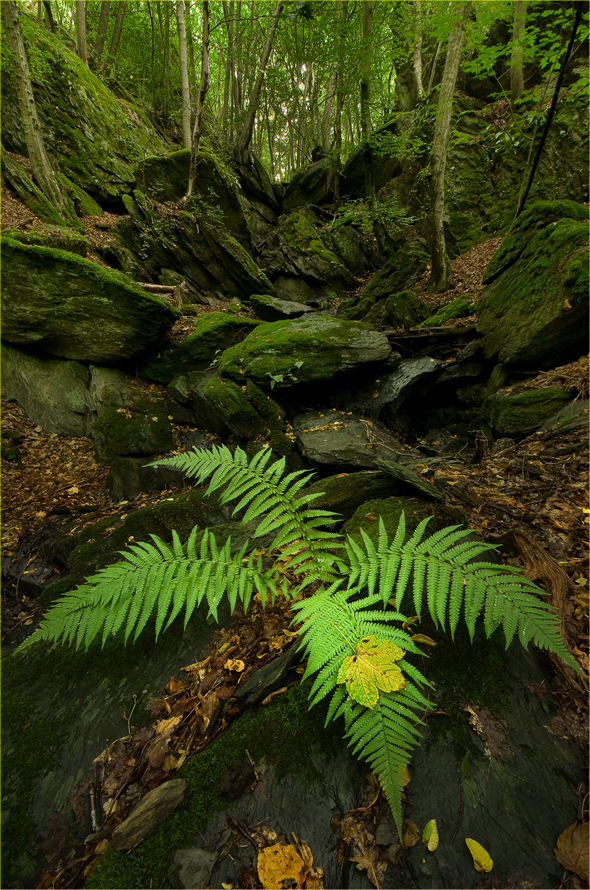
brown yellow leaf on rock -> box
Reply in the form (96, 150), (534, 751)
(257, 843), (307, 889)
(402, 820), (420, 848)
(154, 715), (182, 736)
(555, 822), (589, 882)
(411, 633), (438, 646)
(465, 838), (493, 873)
(166, 676), (185, 694)
(225, 658), (245, 672)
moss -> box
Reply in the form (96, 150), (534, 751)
(91, 407), (175, 462)
(342, 496), (467, 548)
(420, 294), (475, 326)
(484, 386), (573, 435)
(85, 680), (361, 890)
(245, 381), (293, 456)
(4, 226), (88, 256)
(202, 377), (265, 439)
(140, 313), (260, 385)
(385, 290), (430, 328)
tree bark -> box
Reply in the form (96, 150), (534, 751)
(187, 0), (210, 197)
(75, 1), (87, 64)
(332, 0), (347, 207)
(510, 2), (527, 104)
(42, 1), (56, 33)
(427, 1), (470, 293)
(360, 0), (391, 254)
(1, 1), (65, 213)
(412, 1), (424, 100)
(92, 1), (111, 67)
(103, 0), (126, 76)
(176, 0), (192, 148)
(235, 0), (284, 166)
(185, 1), (197, 97)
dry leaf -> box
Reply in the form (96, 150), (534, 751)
(555, 823), (589, 882)
(411, 633), (437, 646)
(402, 820), (420, 848)
(154, 715), (182, 736)
(225, 658), (245, 672)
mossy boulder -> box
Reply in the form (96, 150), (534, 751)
(282, 157), (334, 212)
(202, 377), (265, 440)
(117, 194), (275, 302)
(135, 147), (251, 250)
(477, 202), (589, 369)
(140, 313), (260, 385)
(259, 212), (355, 291)
(217, 314), (392, 388)
(342, 496), (467, 548)
(1, 150), (69, 226)
(321, 224), (369, 277)
(483, 386), (574, 435)
(339, 123), (403, 200)
(1, 239), (179, 363)
(420, 294), (476, 326)
(338, 243), (429, 320)
(1, 343), (90, 436)
(4, 225), (88, 256)
(385, 290), (430, 328)
(249, 293), (314, 322)
(1, 13), (166, 206)
(90, 407), (175, 463)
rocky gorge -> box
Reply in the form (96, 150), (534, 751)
(1, 10), (589, 890)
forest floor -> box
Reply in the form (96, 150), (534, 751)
(2, 177), (588, 888)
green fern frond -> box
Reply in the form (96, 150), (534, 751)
(17, 529), (273, 651)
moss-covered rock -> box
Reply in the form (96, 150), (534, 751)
(339, 123), (403, 200)
(385, 290), (430, 328)
(116, 195), (275, 302)
(249, 293), (314, 322)
(1, 13), (166, 205)
(342, 496), (467, 547)
(140, 313), (260, 385)
(482, 386), (574, 435)
(420, 294), (476, 326)
(217, 314), (392, 388)
(321, 223), (369, 277)
(90, 407), (175, 463)
(202, 377), (265, 440)
(1, 238), (179, 363)
(1, 150), (69, 226)
(1, 342), (90, 436)
(282, 156), (334, 212)
(4, 225), (88, 256)
(339, 243), (429, 320)
(477, 202), (589, 369)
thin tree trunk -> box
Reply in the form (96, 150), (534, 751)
(185, 1), (197, 105)
(103, 0), (126, 76)
(42, 2), (56, 33)
(360, 0), (390, 254)
(427, 1), (470, 293)
(92, 1), (111, 66)
(176, 0), (191, 148)
(412, 1), (424, 100)
(161, 2), (171, 125)
(187, 0), (210, 197)
(75, 1), (87, 64)
(236, 0), (284, 166)
(1, 0), (65, 212)
(510, 2), (527, 104)
(332, 0), (347, 207)
(146, 2), (157, 113)
(426, 41), (441, 95)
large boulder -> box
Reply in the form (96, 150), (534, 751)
(340, 124), (403, 200)
(135, 148), (252, 250)
(1, 343), (90, 437)
(1, 14), (166, 206)
(249, 293), (314, 322)
(258, 212), (355, 291)
(292, 409), (407, 470)
(217, 315), (392, 388)
(140, 313), (260, 385)
(117, 192), (276, 302)
(477, 201), (589, 369)
(483, 386), (575, 435)
(282, 157), (334, 212)
(1, 238), (179, 364)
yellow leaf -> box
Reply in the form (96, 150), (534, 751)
(151, 416), (158, 421)
(411, 633), (437, 647)
(465, 838), (493, 873)
(337, 635), (405, 709)
(258, 843), (306, 889)
(422, 819), (439, 852)
(226, 658), (245, 672)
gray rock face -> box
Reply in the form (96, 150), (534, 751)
(169, 847), (219, 889)
(218, 315), (392, 388)
(293, 409), (408, 469)
(375, 356), (443, 415)
(250, 293), (315, 322)
(1, 239), (179, 363)
(282, 156), (334, 211)
(477, 201), (589, 369)
(1, 343), (90, 436)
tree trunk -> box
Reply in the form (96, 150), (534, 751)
(360, 0), (390, 254)
(510, 2), (527, 104)
(103, 1), (126, 76)
(176, 0), (191, 148)
(412, 1), (424, 100)
(426, 41), (441, 95)
(427, 1), (470, 293)
(185, 1), (197, 99)
(92, 1), (111, 67)
(235, 0), (284, 166)
(187, 0), (210, 197)
(332, 0), (347, 207)
(75, 1), (87, 64)
(1, 0), (65, 213)
(42, 1), (56, 33)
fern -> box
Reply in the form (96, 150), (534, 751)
(19, 445), (581, 835)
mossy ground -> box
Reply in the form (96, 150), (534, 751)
(84, 680), (361, 890)
(420, 294), (475, 326)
